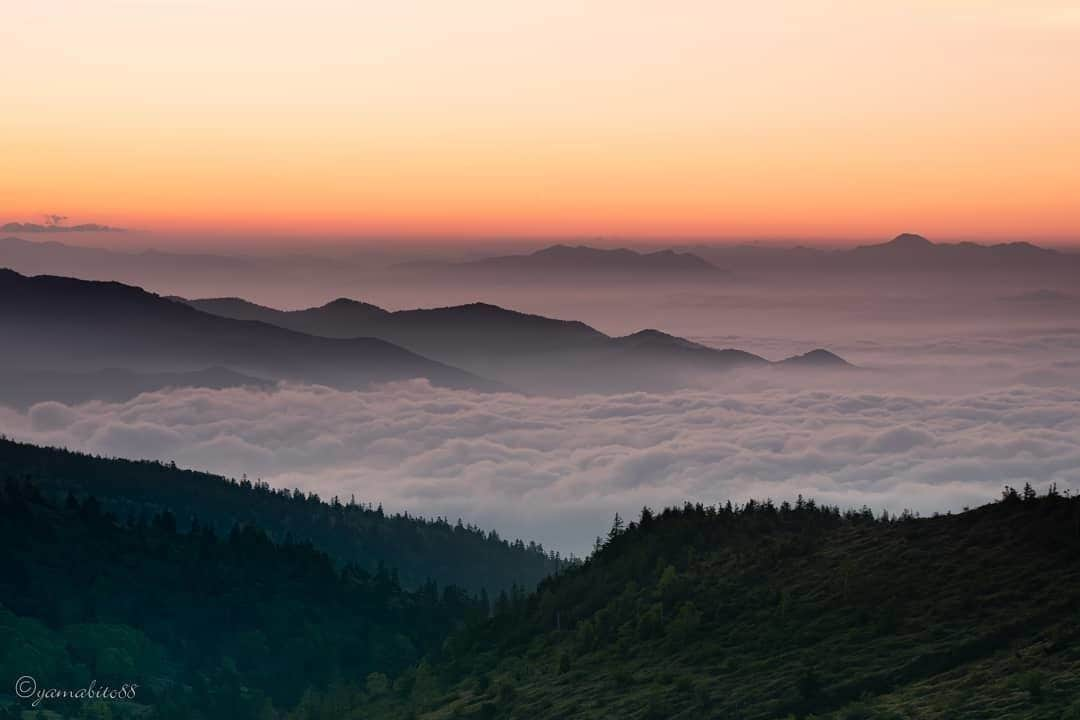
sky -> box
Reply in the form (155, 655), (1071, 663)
(3, 1), (1079, 243)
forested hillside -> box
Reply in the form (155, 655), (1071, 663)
(353, 489), (1080, 720)
(4, 437), (1079, 720)
(0, 438), (564, 593)
(0, 479), (495, 719)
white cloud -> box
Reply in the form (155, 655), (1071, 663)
(3, 380), (1079, 556)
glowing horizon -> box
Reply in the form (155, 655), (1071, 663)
(3, 1), (1079, 244)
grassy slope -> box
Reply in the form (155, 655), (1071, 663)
(357, 494), (1080, 720)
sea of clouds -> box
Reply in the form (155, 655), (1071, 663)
(4, 378), (1079, 556)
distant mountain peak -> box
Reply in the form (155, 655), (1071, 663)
(621, 328), (679, 341)
(614, 329), (711, 351)
(317, 297), (388, 314)
(887, 233), (933, 247)
(780, 348), (852, 367)
(441, 301), (535, 316)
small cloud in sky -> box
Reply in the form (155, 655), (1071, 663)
(1, 217), (126, 233)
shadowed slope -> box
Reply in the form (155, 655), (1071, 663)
(0, 269), (498, 393)
(180, 295), (844, 394)
(0, 437), (565, 593)
(357, 490), (1080, 719)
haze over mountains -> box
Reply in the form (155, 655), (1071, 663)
(392, 244), (727, 283)
(3, 232), (1077, 341)
(3, 233), (1076, 293)
(393, 233), (1079, 282)
(2, 229), (1075, 403)
(2, 232), (1078, 561)
(0, 266), (849, 404)
(0, 269), (494, 396)
(678, 233), (1074, 275)
(5, 0), (1078, 713)
(178, 294), (849, 394)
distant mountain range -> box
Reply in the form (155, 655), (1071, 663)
(392, 244), (727, 282)
(0, 236), (726, 292)
(1, 236), (1074, 301)
(179, 294), (851, 394)
(679, 233), (1076, 274)
(392, 234), (1078, 282)
(0, 269), (496, 395)
(0, 267), (850, 404)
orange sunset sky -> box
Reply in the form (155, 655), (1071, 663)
(2, 1), (1079, 244)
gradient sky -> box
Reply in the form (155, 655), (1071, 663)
(2, 1), (1079, 243)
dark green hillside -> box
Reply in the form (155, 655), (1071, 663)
(4, 436), (1079, 720)
(353, 489), (1080, 720)
(0, 438), (564, 593)
(0, 479), (484, 720)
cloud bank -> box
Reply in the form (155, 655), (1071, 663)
(3, 380), (1079, 555)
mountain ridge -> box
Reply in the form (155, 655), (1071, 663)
(681, 233), (1072, 274)
(179, 294), (851, 394)
(0, 268), (499, 394)
(392, 244), (727, 281)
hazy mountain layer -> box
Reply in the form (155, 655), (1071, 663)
(680, 233), (1077, 275)
(0, 269), (497, 393)
(180, 295), (846, 394)
(392, 245), (727, 284)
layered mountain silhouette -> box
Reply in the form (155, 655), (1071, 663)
(179, 294), (849, 394)
(844, 233), (1060, 270)
(181, 296), (607, 352)
(2, 235), (1074, 302)
(682, 233), (1074, 274)
(394, 244), (726, 282)
(0, 269), (496, 394)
